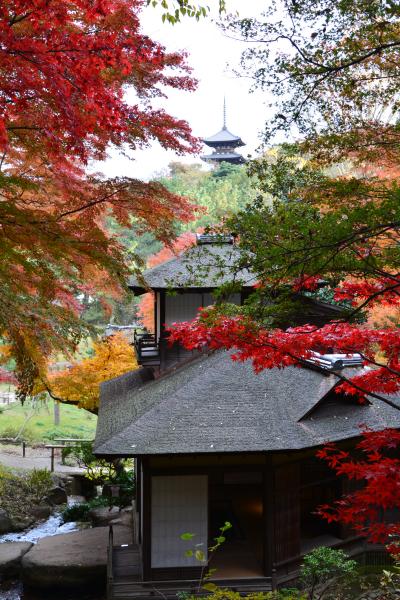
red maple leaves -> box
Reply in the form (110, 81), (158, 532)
(169, 313), (400, 401)
(317, 430), (400, 552)
(0, 0), (200, 395)
(169, 309), (400, 546)
(0, 0), (198, 161)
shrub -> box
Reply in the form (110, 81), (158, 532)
(64, 441), (135, 504)
(26, 468), (53, 504)
(0, 466), (53, 523)
(62, 503), (91, 522)
(0, 425), (35, 443)
(183, 590), (302, 600)
(300, 547), (357, 600)
(62, 495), (112, 522)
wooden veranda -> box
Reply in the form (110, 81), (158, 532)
(107, 526), (273, 600)
(107, 524), (392, 600)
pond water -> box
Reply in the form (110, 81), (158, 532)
(0, 581), (105, 600)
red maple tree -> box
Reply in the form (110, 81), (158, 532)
(0, 0), (199, 395)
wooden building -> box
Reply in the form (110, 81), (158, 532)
(94, 236), (400, 599)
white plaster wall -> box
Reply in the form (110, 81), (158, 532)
(165, 292), (240, 326)
(151, 475), (208, 568)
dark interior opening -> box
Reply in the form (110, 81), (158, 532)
(300, 458), (342, 553)
(209, 471), (264, 579)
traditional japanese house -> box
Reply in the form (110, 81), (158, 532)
(95, 236), (400, 599)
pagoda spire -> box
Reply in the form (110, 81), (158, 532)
(201, 99), (246, 165)
(223, 96), (227, 130)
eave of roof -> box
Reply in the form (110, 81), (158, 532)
(202, 127), (245, 147)
(201, 152), (246, 164)
(129, 243), (256, 294)
(94, 350), (400, 457)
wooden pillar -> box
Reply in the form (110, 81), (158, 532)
(50, 447), (55, 472)
(141, 458), (151, 581)
(154, 292), (158, 336)
(264, 456), (275, 577)
(159, 291), (166, 338)
(273, 461), (300, 566)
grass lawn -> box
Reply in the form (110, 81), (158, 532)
(0, 398), (97, 443)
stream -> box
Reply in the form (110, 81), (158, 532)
(0, 498), (101, 600)
(0, 514), (79, 545)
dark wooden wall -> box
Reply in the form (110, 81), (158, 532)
(273, 462), (301, 564)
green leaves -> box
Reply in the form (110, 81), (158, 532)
(226, 1), (400, 163)
(148, 0), (226, 24)
(180, 532), (196, 540)
(195, 549), (206, 562)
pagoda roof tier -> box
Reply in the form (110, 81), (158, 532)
(201, 151), (246, 164)
(202, 126), (245, 148)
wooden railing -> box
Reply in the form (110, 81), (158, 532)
(107, 524), (114, 600)
(133, 332), (160, 366)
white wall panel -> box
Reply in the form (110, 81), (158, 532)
(165, 292), (240, 326)
(165, 294), (203, 325)
(151, 475), (208, 568)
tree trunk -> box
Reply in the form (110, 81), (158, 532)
(54, 400), (60, 426)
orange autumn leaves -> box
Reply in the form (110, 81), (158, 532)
(39, 333), (137, 414)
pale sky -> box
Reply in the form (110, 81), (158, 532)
(97, 1), (270, 180)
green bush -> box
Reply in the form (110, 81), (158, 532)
(300, 547), (357, 600)
(62, 496), (111, 523)
(64, 441), (135, 504)
(43, 429), (82, 441)
(0, 467), (53, 523)
(0, 425), (35, 443)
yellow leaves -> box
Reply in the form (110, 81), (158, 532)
(0, 344), (12, 365)
(46, 332), (138, 412)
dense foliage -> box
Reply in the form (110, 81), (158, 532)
(0, 466), (53, 527)
(0, 0), (199, 399)
(157, 162), (259, 229)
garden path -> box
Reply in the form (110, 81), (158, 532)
(0, 444), (84, 473)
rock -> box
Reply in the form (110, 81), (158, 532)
(45, 486), (68, 506)
(0, 509), (12, 534)
(88, 506), (120, 527)
(51, 473), (73, 495)
(0, 542), (33, 578)
(30, 505), (52, 520)
(109, 507), (133, 528)
(10, 516), (35, 532)
(21, 525), (132, 590)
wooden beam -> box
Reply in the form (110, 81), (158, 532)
(264, 456), (275, 578)
(142, 458), (151, 581)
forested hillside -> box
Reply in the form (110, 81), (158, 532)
(157, 161), (258, 230)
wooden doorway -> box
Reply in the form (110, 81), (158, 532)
(209, 471), (264, 579)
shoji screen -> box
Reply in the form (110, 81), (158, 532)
(151, 475), (208, 568)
